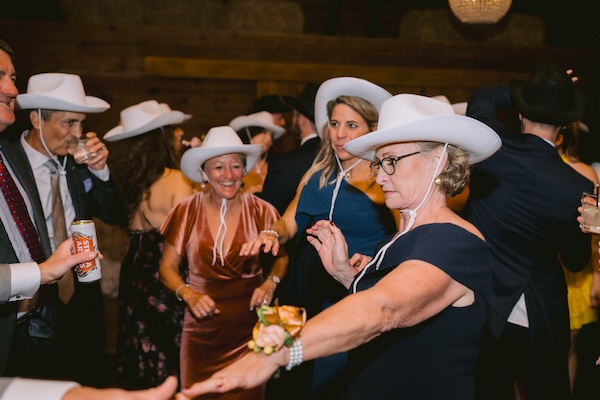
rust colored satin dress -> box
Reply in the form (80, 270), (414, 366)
(161, 192), (282, 399)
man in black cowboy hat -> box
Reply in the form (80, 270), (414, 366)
(462, 63), (594, 399)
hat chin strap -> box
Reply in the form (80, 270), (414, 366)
(37, 109), (67, 175)
(329, 155), (361, 220)
(211, 197), (228, 267)
(351, 143), (448, 294)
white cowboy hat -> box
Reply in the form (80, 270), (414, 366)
(229, 111), (286, 140)
(431, 95), (467, 115)
(344, 94), (501, 165)
(180, 126), (262, 183)
(104, 100), (189, 142)
(314, 77), (392, 138)
(16, 73), (109, 113)
(160, 103), (193, 122)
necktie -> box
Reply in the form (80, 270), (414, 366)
(0, 155), (44, 263)
(46, 160), (74, 303)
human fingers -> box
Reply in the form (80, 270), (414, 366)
(137, 375), (178, 400)
(250, 287), (267, 311)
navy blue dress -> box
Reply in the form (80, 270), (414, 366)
(344, 223), (492, 400)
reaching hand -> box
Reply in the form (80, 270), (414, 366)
(63, 376), (177, 400)
(239, 231), (280, 257)
(177, 351), (282, 399)
(305, 220), (356, 289)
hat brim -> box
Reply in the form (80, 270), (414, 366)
(229, 116), (286, 139)
(284, 96), (314, 122)
(314, 77), (392, 138)
(180, 144), (263, 183)
(104, 111), (187, 142)
(16, 94), (110, 113)
(509, 80), (590, 125)
(343, 114), (501, 165)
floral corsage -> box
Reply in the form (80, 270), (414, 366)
(247, 302), (306, 355)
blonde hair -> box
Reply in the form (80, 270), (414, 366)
(300, 95), (379, 188)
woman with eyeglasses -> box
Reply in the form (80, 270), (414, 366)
(239, 77), (398, 399)
(179, 93), (501, 400)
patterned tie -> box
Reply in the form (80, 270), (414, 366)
(46, 159), (74, 303)
(0, 155), (44, 263)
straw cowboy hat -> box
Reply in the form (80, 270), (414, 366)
(509, 62), (590, 126)
(180, 126), (262, 183)
(229, 111), (286, 140)
(314, 77), (392, 138)
(344, 94), (501, 165)
(104, 100), (190, 142)
(16, 73), (110, 113)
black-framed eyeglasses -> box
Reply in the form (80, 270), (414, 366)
(370, 151), (420, 176)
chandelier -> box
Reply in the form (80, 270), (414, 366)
(448, 0), (512, 24)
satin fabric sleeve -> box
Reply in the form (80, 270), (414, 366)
(160, 193), (202, 257)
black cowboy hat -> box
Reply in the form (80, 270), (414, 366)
(509, 62), (590, 126)
(284, 82), (320, 123)
(252, 94), (292, 114)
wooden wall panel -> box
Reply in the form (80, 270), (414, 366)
(1, 19), (599, 151)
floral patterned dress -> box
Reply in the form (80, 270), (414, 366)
(116, 226), (187, 390)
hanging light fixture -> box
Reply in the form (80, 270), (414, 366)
(448, 0), (512, 24)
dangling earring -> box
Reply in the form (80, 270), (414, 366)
(200, 182), (206, 191)
(435, 177), (442, 186)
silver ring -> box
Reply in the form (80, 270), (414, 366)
(263, 299), (268, 305)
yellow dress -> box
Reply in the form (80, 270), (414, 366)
(564, 263), (598, 330)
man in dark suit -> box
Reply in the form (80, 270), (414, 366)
(257, 83), (321, 215)
(462, 63), (593, 400)
(8, 72), (126, 386)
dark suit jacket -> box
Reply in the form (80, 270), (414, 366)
(1, 139), (126, 384)
(462, 84), (593, 352)
(0, 139), (53, 375)
(257, 136), (321, 215)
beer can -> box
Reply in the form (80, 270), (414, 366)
(71, 219), (102, 283)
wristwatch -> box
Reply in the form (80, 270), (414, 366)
(268, 275), (281, 284)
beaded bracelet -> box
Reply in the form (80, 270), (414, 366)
(175, 283), (189, 302)
(260, 229), (280, 239)
(285, 339), (303, 371)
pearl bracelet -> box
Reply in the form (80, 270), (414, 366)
(260, 229), (280, 239)
(175, 283), (189, 302)
(285, 339), (303, 371)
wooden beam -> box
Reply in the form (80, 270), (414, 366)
(144, 56), (529, 88)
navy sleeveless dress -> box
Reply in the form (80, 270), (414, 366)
(344, 223), (493, 400)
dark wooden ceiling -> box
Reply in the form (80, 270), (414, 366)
(4, 0), (599, 50)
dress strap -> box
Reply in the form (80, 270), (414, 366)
(139, 209), (158, 231)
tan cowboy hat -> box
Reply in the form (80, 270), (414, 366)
(180, 126), (262, 183)
(344, 94), (501, 165)
(314, 77), (392, 138)
(104, 100), (189, 142)
(16, 73), (109, 113)
(229, 111), (286, 140)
